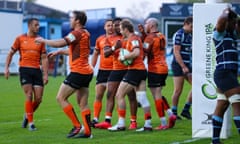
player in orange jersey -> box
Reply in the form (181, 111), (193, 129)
(35, 11), (93, 138)
(94, 18), (138, 130)
(5, 18), (49, 131)
(94, 18), (123, 129)
(139, 18), (177, 130)
(90, 19), (114, 126)
(108, 19), (147, 131)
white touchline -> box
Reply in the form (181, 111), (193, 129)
(170, 138), (202, 144)
(0, 119), (51, 125)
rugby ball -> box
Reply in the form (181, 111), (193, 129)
(119, 48), (133, 66)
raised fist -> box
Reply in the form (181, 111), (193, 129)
(114, 39), (122, 49)
(104, 46), (112, 58)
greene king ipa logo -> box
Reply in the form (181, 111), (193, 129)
(201, 23), (217, 100)
(202, 80), (217, 100)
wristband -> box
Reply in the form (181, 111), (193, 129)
(111, 46), (115, 51)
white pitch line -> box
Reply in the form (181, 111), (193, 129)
(170, 138), (202, 144)
(0, 119), (51, 125)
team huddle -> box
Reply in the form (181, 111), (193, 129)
(4, 8), (240, 144)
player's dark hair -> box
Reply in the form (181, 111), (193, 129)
(73, 10), (87, 26)
(27, 18), (39, 26)
(104, 19), (113, 25)
(229, 11), (237, 20)
(237, 18), (240, 26)
(184, 16), (193, 25)
(113, 17), (122, 23)
(120, 19), (134, 33)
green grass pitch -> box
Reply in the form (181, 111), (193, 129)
(0, 75), (238, 144)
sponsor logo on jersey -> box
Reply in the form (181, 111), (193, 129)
(67, 33), (76, 42)
(143, 42), (149, 49)
(131, 40), (139, 47)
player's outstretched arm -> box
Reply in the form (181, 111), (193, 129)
(35, 37), (68, 48)
(48, 49), (69, 58)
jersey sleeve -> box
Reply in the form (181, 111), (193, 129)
(159, 34), (166, 50)
(129, 36), (141, 51)
(11, 36), (20, 51)
(173, 31), (183, 46)
(95, 36), (102, 51)
(64, 31), (80, 45)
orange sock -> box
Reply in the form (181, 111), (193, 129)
(105, 112), (112, 117)
(155, 99), (165, 117)
(144, 112), (152, 120)
(63, 104), (80, 128)
(118, 109), (126, 118)
(93, 101), (102, 119)
(32, 101), (39, 112)
(25, 100), (33, 123)
(130, 115), (137, 122)
(81, 109), (91, 135)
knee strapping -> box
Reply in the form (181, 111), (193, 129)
(228, 94), (240, 104)
(136, 91), (150, 108)
(217, 93), (227, 100)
